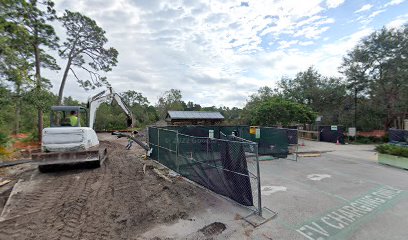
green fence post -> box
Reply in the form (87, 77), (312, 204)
(157, 128), (160, 162)
(295, 142), (299, 161)
(206, 137), (209, 162)
(176, 131), (179, 172)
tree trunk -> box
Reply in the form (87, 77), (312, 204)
(15, 106), (20, 134)
(34, 42), (43, 142)
(57, 57), (73, 105)
(15, 98), (21, 135)
(14, 83), (21, 134)
(38, 110), (43, 141)
(354, 87), (357, 128)
(57, 40), (78, 106)
(384, 117), (392, 131)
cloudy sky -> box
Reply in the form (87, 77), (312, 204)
(46, 0), (408, 107)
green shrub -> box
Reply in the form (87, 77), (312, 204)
(375, 144), (408, 158)
(381, 134), (389, 143)
(0, 132), (11, 147)
(355, 136), (385, 144)
(0, 132), (12, 160)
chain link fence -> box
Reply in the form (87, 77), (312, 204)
(148, 125), (299, 215)
(389, 128), (408, 144)
(149, 126), (262, 215)
(163, 125), (298, 160)
(223, 126), (298, 161)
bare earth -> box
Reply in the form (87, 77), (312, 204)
(0, 137), (226, 240)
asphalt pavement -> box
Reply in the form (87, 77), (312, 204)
(251, 140), (408, 240)
(122, 139), (408, 239)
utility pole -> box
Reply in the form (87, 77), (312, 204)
(354, 87), (357, 129)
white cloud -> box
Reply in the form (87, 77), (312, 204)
(369, 10), (386, 18)
(42, 0), (378, 108)
(49, 0), (340, 106)
(278, 40), (299, 49)
(386, 14), (408, 28)
(293, 17), (335, 39)
(326, 0), (345, 9)
(357, 9), (386, 25)
(256, 28), (373, 80)
(355, 4), (373, 13)
(384, 0), (405, 8)
(299, 41), (314, 46)
(294, 26), (331, 39)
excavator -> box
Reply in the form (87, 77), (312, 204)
(32, 87), (149, 172)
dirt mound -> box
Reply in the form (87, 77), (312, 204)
(0, 140), (211, 239)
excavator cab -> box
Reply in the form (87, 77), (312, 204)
(50, 106), (88, 127)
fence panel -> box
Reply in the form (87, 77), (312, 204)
(148, 127), (159, 160)
(149, 127), (261, 214)
(319, 125), (345, 143)
(179, 135), (255, 206)
(286, 129), (298, 145)
(389, 128), (408, 143)
(224, 133), (260, 211)
(148, 125), (299, 213)
(157, 128), (178, 171)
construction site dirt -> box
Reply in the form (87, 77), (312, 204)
(0, 134), (245, 240)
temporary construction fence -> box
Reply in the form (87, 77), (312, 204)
(298, 130), (319, 141)
(148, 125), (298, 216)
(163, 125), (298, 161)
(148, 126), (262, 215)
(389, 128), (408, 143)
(286, 128), (298, 145)
(319, 125), (345, 143)
(298, 125), (346, 143)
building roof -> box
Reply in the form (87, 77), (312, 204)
(166, 111), (224, 120)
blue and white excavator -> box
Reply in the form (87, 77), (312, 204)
(32, 87), (151, 172)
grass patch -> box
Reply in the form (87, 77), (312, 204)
(376, 144), (408, 158)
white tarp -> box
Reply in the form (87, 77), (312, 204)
(42, 127), (99, 152)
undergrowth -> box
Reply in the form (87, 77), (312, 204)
(376, 144), (408, 158)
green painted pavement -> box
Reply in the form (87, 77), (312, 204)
(293, 186), (406, 240)
(378, 153), (408, 170)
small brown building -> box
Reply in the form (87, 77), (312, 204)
(165, 111), (224, 125)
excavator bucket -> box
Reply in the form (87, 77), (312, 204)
(32, 147), (107, 172)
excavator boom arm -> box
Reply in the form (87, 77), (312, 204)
(88, 87), (134, 129)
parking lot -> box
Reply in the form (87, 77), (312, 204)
(139, 140), (408, 239)
(253, 141), (408, 240)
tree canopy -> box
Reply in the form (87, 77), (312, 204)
(156, 89), (184, 118)
(279, 67), (348, 124)
(0, 0), (59, 139)
(341, 25), (408, 129)
(57, 10), (118, 104)
(1, 4), (407, 139)
(247, 96), (316, 126)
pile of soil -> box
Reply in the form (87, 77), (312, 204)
(0, 140), (211, 239)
